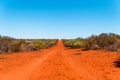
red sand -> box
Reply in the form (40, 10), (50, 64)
(0, 40), (120, 80)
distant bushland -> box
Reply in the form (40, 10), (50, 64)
(0, 36), (58, 54)
(62, 33), (120, 52)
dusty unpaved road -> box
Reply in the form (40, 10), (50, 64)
(0, 40), (120, 80)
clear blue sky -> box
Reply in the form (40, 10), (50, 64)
(0, 0), (120, 39)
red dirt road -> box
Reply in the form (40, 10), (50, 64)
(0, 40), (120, 80)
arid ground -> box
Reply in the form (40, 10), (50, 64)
(0, 40), (120, 80)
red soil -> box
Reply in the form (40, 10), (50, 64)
(0, 40), (120, 80)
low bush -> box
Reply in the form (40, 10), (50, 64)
(0, 36), (14, 53)
(62, 38), (85, 48)
(10, 39), (25, 52)
(34, 40), (46, 49)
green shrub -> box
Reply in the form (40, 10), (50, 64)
(62, 38), (85, 48)
(40, 39), (58, 48)
(34, 40), (46, 49)
(73, 41), (84, 48)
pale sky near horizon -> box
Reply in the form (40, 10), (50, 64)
(0, 0), (120, 39)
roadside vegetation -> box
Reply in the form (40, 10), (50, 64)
(0, 36), (58, 54)
(62, 33), (120, 52)
(62, 33), (120, 68)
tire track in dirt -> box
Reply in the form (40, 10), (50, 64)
(62, 50), (99, 80)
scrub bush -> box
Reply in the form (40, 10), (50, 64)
(85, 33), (120, 51)
(62, 38), (85, 48)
